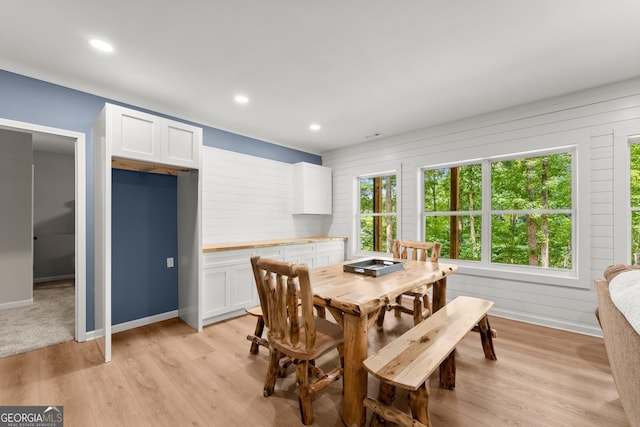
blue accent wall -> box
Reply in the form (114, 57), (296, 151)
(0, 69), (321, 331)
(111, 169), (178, 324)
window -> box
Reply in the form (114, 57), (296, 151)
(491, 152), (573, 268)
(423, 164), (482, 260)
(358, 174), (397, 253)
(629, 139), (640, 260)
(422, 148), (574, 270)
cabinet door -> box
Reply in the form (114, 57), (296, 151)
(284, 243), (316, 268)
(162, 120), (201, 169)
(230, 263), (257, 310)
(110, 105), (162, 162)
(202, 267), (230, 318)
(315, 250), (344, 267)
(315, 241), (345, 267)
(292, 162), (332, 215)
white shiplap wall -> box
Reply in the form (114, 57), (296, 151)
(322, 77), (640, 336)
(201, 147), (330, 243)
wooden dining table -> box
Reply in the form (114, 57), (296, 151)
(310, 258), (458, 427)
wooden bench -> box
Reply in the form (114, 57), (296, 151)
(363, 296), (497, 427)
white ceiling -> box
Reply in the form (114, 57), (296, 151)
(2, 1), (640, 155)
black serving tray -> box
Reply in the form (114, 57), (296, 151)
(343, 259), (405, 277)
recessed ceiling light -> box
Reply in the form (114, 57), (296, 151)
(89, 39), (114, 53)
(234, 95), (249, 104)
(309, 123), (321, 132)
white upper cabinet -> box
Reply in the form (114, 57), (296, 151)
(162, 122), (200, 169)
(110, 105), (161, 162)
(107, 103), (201, 169)
(292, 162), (332, 215)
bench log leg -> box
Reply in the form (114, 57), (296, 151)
(408, 382), (432, 427)
(478, 316), (497, 360)
(364, 397), (429, 427)
(369, 382), (396, 426)
(439, 350), (456, 389)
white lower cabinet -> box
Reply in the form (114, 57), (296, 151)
(202, 267), (230, 319)
(315, 240), (346, 267)
(202, 249), (255, 324)
(283, 244), (316, 268)
(202, 240), (344, 325)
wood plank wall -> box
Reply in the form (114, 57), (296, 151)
(201, 147), (331, 244)
(322, 77), (640, 337)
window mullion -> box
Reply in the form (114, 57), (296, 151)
(481, 160), (492, 264)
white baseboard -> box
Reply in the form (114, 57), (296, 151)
(85, 310), (179, 340)
(202, 308), (247, 327)
(491, 307), (603, 338)
(33, 274), (75, 283)
(0, 298), (33, 311)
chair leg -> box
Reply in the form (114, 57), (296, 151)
(375, 306), (387, 328)
(336, 343), (345, 394)
(249, 315), (265, 354)
(297, 360), (314, 425)
(423, 294), (432, 318)
(263, 348), (280, 397)
(394, 295), (403, 317)
(412, 297), (423, 325)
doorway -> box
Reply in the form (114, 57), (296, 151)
(0, 118), (86, 344)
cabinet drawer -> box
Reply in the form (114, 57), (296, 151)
(316, 240), (344, 253)
(284, 243), (315, 257)
(203, 249), (254, 268)
(257, 246), (284, 259)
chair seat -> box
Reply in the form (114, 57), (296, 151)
(270, 316), (344, 360)
(246, 305), (263, 317)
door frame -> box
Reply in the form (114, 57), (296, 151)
(0, 118), (87, 342)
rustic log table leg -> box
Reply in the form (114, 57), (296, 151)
(342, 313), (368, 427)
(431, 276), (447, 313)
(431, 276), (456, 389)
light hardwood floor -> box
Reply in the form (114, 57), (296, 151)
(0, 313), (628, 426)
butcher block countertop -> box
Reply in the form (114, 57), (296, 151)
(203, 236), (347, 253)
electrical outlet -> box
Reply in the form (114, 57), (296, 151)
(167, 257), (174, 268)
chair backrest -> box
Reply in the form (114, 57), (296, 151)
(392, 240), (441, 262)
(250, 256), (316, 353)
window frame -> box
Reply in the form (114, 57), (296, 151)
(353, 166), (401, 257)
(613, 122), (640, 265)
(420, 145), (583, 286)
(627, 135), (640, 262)
(421, 159), (484, 261)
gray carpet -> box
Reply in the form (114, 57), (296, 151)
(0, 280), (74, 358)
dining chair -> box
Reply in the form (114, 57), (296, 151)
(250, 255), (344, 425)
(376, 240), (442, 328)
